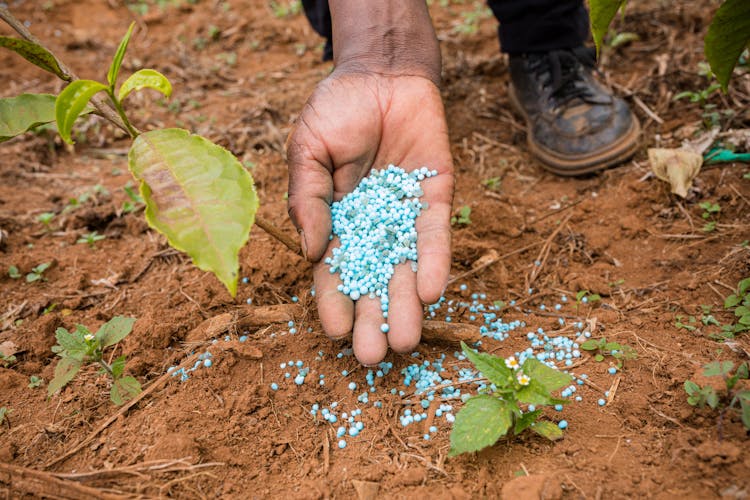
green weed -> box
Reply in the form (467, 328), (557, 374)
(48, 316), (140, 405)
(77, 231), (106, 248)
(8, 266), (21, 279)
(451, 205), (472, 226)
(28, 375), (44, 389)
(580, 338), (637, 368)
(449, 342), (572, 456)
(26, 262), (52, 283)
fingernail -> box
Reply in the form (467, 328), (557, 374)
(298, 229), (308, 260)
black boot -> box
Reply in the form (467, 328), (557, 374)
(508, 47), (640, 175)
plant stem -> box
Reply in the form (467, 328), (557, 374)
(107, 89), (139, 139)
(97, 359), (114, 378)
(0, 7), (137, 136)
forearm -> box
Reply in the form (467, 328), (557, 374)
(330, 0), (441, 85)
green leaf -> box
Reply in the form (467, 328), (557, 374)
(530, 420), (564, 441)
(55, 80), (108, 144)
(741, 401), (750, 430)
(725, 294), (741, 309)
(739, 278), (750, 295)
(47, 357), (82, 396)
(705, 0), (750, 91)
(580, 340), (599, 351)
(737, 363), (749, 380)
(704, 361), (734, 377)
(684, 380), (700, 395)
(95, 316), (136, 348)
(118, 69), (172, 102)
(514, 409), (542, 435)
(54, 327), (88, 357)
(111, 355), (127, 379)
(108, 22), (136, 88)
(735, 306), (750, 318)
(110, 375), (141, 405)
(129, 128), (259, 296)
(0, 93), (57, 142)
(706, 388), (719, 410)
(0, 36), (68, 80)
(449, 395), (511, 456)
(460, 341), (512, 387)
(521, 358), (572, 392)
(8, 266), (21, 279)
(589, 0), (628, 54)
(516, 381), (556, 405)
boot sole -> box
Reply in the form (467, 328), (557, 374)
(508, 85), (641, 176)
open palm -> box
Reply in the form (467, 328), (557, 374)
(287, 70), (454, 365)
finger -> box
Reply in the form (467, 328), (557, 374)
(416, 171), (454, 304)
(312, 240), (353, 339)
(386, 263), (422, 353)
(286, 119), (334, 263)
(352, 296), (389, 366)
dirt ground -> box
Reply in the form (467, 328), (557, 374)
(1, 0), (749, 498)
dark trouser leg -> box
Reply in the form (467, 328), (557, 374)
(486, 0), (589, 54)
(301, 0), (333, 60)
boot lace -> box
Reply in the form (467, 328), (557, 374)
(527, 47), (598, 108)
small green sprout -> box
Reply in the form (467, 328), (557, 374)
(675, 314), (698, 332)
(699, 201), (720, 233)
(37, 212), (56, 227)
(716, 277), (750, 338)
(449, 342), (572, 456)
(121, 183), (144, 214)
(77, 231), (106, 248)
(451, 205), (472, 226)
(482, 176), (501, 191)
(1, 353), (17, 368)
(674, 83), (722, 104)
(684, 361), (749, 430)
(580, 338), (637, 368)
(28, 375), (44, 389)
(26, 262), (52, 283)
(8, 266), (21, 279)
(576, 290), (601, 304)
(48, 316), (140, 405)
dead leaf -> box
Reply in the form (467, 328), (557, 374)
(648, 148), (703, 198)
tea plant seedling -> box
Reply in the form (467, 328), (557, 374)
(580, 337), (637, 368)
(684, 360), (750, 431)
(26, 262), (52, 283)
(77, 231), (106, 248)
(8, 265), (21, 279)
(49, 316), (140, 405)
(28, 375), (44, 389)
(451, 205), (472, 226)
(449, 342), (572, 456)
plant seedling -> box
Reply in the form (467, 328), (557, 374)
(449, 342), (572, 456)
(121, 183), (144, 214)
(1, 353), (17, 368)
(482, 176), (501, 191)
(451, 205), (472, 226)
(8, 265), (21, 279)
(36, 211), (55, 227)
(576, 290), (601, 304)
(580, 337), (637, 368)
(675, 314), (698, 332)
(717, 277), (750, 338)
(28, 375), (44, 388)
(77, 231), (106, 248)
(699, 201), (720, 233)
(684, 360), (750, 431)
(26, 262), (52, 283)
(48, 316), (140, 405)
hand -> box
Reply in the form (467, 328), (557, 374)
(286, 69), (454, 365)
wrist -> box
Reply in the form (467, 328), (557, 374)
(330, 0), (442, 86)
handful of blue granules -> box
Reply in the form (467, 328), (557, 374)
(325, 164), (438, 332)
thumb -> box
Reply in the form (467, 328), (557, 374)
(286, 124), (333, 263)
